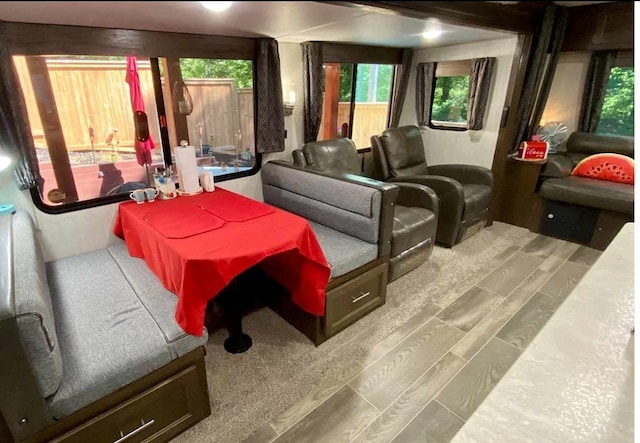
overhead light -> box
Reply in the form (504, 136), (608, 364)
(422, 29), (443, 40)
(201, 1), (232, 12)
(0, 155), (10, 172)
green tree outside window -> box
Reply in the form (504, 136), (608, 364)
(597, 67), (634, 137)
(431, 76), (469, 123)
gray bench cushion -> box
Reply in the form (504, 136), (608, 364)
(46, 250), (174, 418)
(12, 211), (62, 398)
(308, 221), (377, 278)
(107, 242), (208, 357)
(539, 176), (634, 215)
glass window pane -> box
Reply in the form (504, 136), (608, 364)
(431, 75), (470, 125)
(166, 58), (255, 178)
(14, 55), (166, 205)
(596, 66), (634, 137)
(352, 64), (393, 148)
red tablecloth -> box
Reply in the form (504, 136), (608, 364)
(114, 188), (330, 336)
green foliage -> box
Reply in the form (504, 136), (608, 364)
(338, 64), (393, 103)
(597, 67), (634, 137)
(179, 58), (253, 88)
(431, 76), (469, 123)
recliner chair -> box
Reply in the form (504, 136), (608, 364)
(293, 137), (438, 282)
(370, 125), (494, 247)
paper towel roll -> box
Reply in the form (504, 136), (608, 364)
(175, 144), (200, 193)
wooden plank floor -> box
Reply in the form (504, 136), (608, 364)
(243, 236), (598, 443)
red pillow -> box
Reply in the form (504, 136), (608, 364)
(572, 153), (634, 185)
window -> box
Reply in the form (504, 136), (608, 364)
(596, 66), (634, 137)
(9, 24), (259, 212)
(14, 55), (168, 206)
(318, 63), (394, 149)
(160, 57), (256, 175)
(430, 60), (471, 130)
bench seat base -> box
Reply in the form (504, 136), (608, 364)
(32, 347), (210, 443)
(267, 258), (388, 346)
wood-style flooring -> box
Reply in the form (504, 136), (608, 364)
(243, 235), (597, 443)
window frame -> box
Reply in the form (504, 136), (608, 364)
(317, 42), (405, 149)
(6, 22), (262, 214)
(428, 59), (472, 132)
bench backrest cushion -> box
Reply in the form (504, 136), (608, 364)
(262, 162), (381, 244)
(12, 211), (62, 398)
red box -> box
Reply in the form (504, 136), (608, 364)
(518, 141), (549, 160)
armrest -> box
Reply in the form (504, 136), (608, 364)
(426, 164), (494, 187)
(390, 175), (464, 247)
(393, 182), (439, 216)
(292, 149), (306, 167)
(541, 155), (573, 179)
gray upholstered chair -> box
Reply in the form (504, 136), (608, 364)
(371, 125), (494, 247)
(293, 137), (438, 282)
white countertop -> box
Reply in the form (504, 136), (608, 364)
(452, 223), (634, 443)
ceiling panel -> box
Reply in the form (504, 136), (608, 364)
(0, 1), (512, 48)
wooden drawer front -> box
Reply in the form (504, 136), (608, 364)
(54, 365), (207, 443)
(325, 262), (388, 337)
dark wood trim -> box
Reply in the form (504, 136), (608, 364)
(489, 33), (534, 225)
(5, 22), (255, 59)
(562, 1), (633, 52)
(331, 1), (540, 33)
(320, 42), (404, 64)
(150, 58), (173, 166)
(24, 56), (79, 204)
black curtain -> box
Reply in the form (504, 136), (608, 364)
(0, 21), (43, 190)
(388, 49), (413, 128)
(467, 57), (497, 130)
(579, 51), (617, 133)
(510, 5), (568, 152)
(302, 42), (323, 143)
(415, 62), (436, 127)
(255, 39), (285, 153)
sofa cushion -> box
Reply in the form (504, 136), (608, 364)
(46, 249), (173, 418)
(462, 184), (492, 220)
(539, 176), (634, 215)
(391, 206), (436, 258)
(308, 221), (378, 278)
(107, 241), (208, 357)
(12, 211), (63, 398)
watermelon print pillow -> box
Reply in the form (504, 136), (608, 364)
(572, 153), (634, 185)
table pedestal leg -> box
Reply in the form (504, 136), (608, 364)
(215, 281), (253, 354)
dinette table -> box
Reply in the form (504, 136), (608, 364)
(113, 188), (330, 353)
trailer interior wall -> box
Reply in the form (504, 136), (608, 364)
(399, 37), (518, 170)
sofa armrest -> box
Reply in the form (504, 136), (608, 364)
(292, 149), (306, 167)
(393, 182), (439, 215)
(389, 175), (464, 247)
(541, 155), (574, 179)
(263, 161), (398, 258)
(427, 164), (494, 187)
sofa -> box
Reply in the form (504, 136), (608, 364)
(0, 211), (210, 443)
(538, 132), (634, 249)
(370, 125), (495, 247)
(261, 160), (398, 345)
(292, 137), (438, 282)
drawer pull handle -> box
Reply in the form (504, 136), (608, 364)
(114, 419), (155, 443)
(352, 291), (370, 303)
